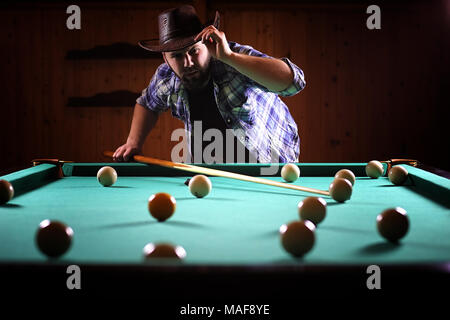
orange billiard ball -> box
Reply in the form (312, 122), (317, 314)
(148, 192), (176, 222)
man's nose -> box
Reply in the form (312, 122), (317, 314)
(184, 54), (194, 68)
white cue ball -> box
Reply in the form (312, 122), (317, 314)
(279, 220), (316, 257)
(298, 197), (327, 225)
(388, 166), (409, 185)
(281, 163), (300, 182)
(97, 166), (117, 187)
(188, 175), (212, 198)
(365, 160), (384, 179)
(329, 178), (353, 202)
(334, 169), (356, 186)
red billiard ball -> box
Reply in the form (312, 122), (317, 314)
(148, 192), (176, 222)
(36, 220), (73, 258)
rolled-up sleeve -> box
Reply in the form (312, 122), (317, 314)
(229, 42), (306, 97)
(136, 64), (171, 113)
(273, 57), (306, 97)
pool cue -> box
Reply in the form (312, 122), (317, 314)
(103, 151), (330, 196)
(381, 159), (419, 172)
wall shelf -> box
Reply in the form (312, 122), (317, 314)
(65, 42), (162, 60)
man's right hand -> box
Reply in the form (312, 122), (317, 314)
(113, 143), (141, 162)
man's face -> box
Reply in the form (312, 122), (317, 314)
(163, 42), (211, 91)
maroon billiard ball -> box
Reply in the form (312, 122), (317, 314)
(0, 179), (14, 205)
(36, 220), (73, 258)
(377, 207), (409, 242)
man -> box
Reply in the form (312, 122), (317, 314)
(113, 5), (305, 163)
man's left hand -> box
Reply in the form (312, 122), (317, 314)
(195, 26), (233, 63)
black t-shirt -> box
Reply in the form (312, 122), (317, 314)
(187, 79), (252, 163)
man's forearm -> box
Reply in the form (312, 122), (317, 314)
(127, 103), (159, 148)
(222, 52), (294, 92)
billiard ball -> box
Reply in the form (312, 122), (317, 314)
(36, 220), (73, 258)
(298, 197), (327, 225)
(388, 166), (409, 185)
(376, 207), (409, 242)
(365, 160), (384, 179)
(188, 175), (212, 198)
(148, 192), (176, 221)
(281, 163), (300, 182)
(0, 179), (14, 205)
(334, 169), (356, 186)
(329, 178), (352, 202)
(279, 220), (315, 257)
(97, 166), (117, 187)
(143, 242), (186, 259)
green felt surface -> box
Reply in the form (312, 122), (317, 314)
(0, 163), (449, 266)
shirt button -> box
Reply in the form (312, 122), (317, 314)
(226, 118), (231, 124)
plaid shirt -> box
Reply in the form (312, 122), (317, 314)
(137, 42), (306, 163)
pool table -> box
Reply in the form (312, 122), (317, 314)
(1, 161), (449, 304)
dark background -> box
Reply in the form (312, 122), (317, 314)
(0, 0), (449, 174)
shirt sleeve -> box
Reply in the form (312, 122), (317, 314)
(229, 42), (306, 97)
(136, 63), (172, 113)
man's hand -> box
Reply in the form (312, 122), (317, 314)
(113, 143), (141, 162)
(195, 26), (233, 63)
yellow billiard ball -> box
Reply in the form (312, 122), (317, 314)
(97, 166), (117, 187)
(334, 169), (356, 186)
(188, 175), (212, 198)
(148, 192), (176, 222)
(388, 166), (409, 185)
(281, 163), (300, 183)
(365, 160), (384, 179)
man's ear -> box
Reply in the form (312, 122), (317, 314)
(162, 52), (174, 72)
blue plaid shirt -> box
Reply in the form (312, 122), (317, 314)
(137, 42), (306, 163)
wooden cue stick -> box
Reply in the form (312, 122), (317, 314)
(103, 151), (330, 196)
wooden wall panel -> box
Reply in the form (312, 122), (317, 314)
(0, 1), (448, 174)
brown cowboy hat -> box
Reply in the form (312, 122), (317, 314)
(138, 5), (220, 53)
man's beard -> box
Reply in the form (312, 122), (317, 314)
(181, 66), (211, 91)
